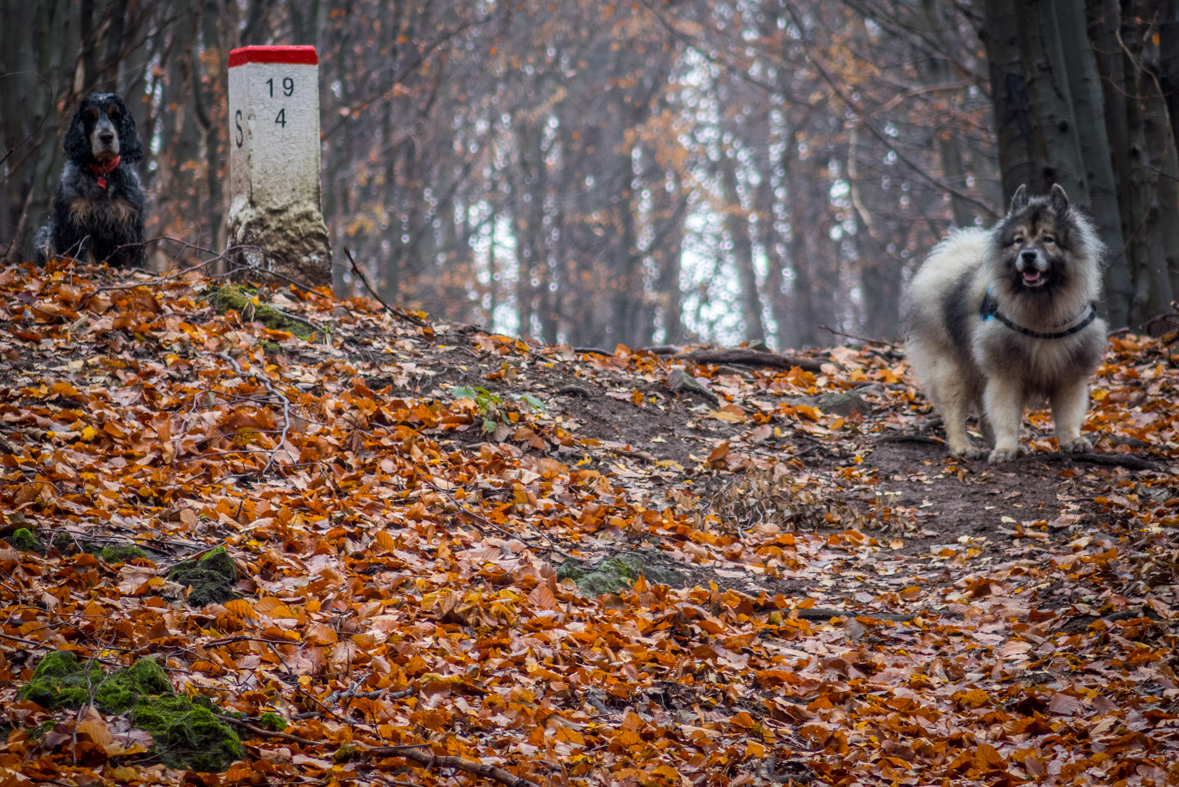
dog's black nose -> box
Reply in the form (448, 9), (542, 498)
(1020, 250), (1037, 264)
(99, 132), (114, 144)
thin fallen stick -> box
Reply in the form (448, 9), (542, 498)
(216, 714), (319, 746)
(820, 324), (902, 351)
(215, 352), (293, 475)
(362, 746), (542, 787)
(343, 247), (429, 327)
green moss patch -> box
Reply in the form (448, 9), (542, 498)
(100, 543), (148, 564)
(51, 534), (148, 564)
(557, 551), (687, 596)
(16, 651), (244, 772)
(167, 546), (238, 607)
(209, 285), (317, 340)
(258, 711), (287, 731)
(11, 528), (44, 553)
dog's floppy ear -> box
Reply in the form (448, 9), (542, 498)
(113, 95), (143, 163)
(63, 102), (91, 164)
(1008, 184), (1029, 214)
(1049, 183), (1070, 214)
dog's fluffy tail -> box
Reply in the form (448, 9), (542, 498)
(33, 222), (55, 266)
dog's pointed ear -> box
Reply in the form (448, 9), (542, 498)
(63, 104), (90, 164)
(114, 96), (143, 164)
(1008, 184), (1029, 214)
(1049, 183), (1070, 214)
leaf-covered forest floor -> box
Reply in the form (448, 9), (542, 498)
(1, 262), (1177, 786)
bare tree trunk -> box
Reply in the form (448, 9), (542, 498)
(80, 0), (99, 91)
(1014, 0), (1134, 326)
(720, 153), (767, 343)
(1158, 0), (1179, 148)
(848, 127), (903, 341)
(979, 0), (1037, 203)
(1054, 0), (1132, 325)
(919, 0), (974, 227)
(1088, 0), (1145, 306)
(1142, 60), (1179, 311)
(102, 0), (129, 93)
(192, 0), (225, 252)
(1121, 2), (1163, 323)
(2, 0), (75, 264)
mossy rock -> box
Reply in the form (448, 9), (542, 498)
(16, 651), (244, 772)
(133, 693), (245, 772)
(11, 528), (43, 553)
(557, 551), (687, 596)
(209, 285), (316, 340)
(101, 543), (148, 564)
(168, 546), (238, 607)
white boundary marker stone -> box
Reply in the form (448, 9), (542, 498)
(227, 46), (331, 287)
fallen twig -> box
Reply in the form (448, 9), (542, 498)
(217, 714), (319, 746)
(343, 247), (429, 327)
(873, 434), (945, 446)
(821, 324), (901, 351)
(360, 745), (542, 787)
(678, 349), (825, 373)
(215, 352), (293, 475)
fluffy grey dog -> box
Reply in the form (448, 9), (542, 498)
(901, 184), (1107, 463)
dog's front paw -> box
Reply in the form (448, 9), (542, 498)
(1059, 436), (1092, 453)
(950, 443), (987, 460)
(988, 446), (1023, 464)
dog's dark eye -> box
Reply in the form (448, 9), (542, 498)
(107, 106), (118, 117)
(1042, 235), (1055, 244)
(1012, 236), (1024, 245)
(90, 108), (99, 120)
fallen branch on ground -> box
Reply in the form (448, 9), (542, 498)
(1027, 451), (1164, 472)
(359, 745), (542, 787)
(677, 349), (825, 373)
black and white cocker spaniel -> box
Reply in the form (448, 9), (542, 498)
(35, 92), (146, 268)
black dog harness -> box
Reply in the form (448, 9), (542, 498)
(980, 289), (1098, 339)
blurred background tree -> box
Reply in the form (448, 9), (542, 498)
(3, 0), (1178, 345)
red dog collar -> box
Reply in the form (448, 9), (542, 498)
(89, 155), (121, 190)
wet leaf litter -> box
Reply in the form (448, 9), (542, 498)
(0, 261), (1176, 785)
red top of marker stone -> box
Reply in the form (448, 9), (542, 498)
(229, 46), (318, 68)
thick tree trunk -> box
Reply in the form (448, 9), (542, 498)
(102, 0), (129, 93)
(1012, 0), (1089, 201)
(2, 0), (74, 264)
(80, 0), (99, 91)
(1087, 0), (1142, 302)
(1142, 65), (1179, 312)
(979, 0), (1037, 203)
(1121, 2), (1162, 324)
(848, 126), (902, 341)
(919, 0), (974, 227)
(720, 153), (767, 343)
(1054, 0), (1132, 325)
(1014, 0), (1134, 327)
(1160, 2), (1179, 153)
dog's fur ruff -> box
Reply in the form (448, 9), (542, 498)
(901, 184), (1107, 463)
(34, 92), (146, 268)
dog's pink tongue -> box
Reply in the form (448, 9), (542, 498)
(1024, 271), (1041, 282)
